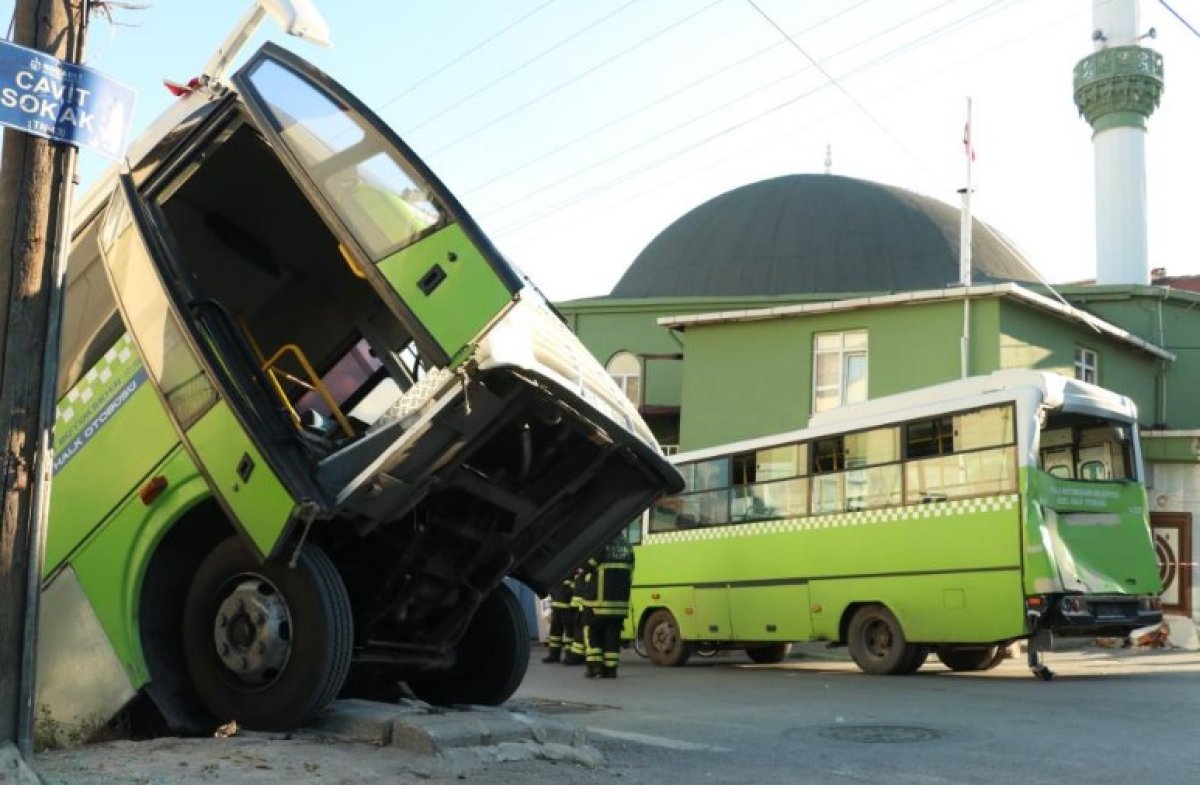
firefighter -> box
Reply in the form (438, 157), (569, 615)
(582, 533), (634, 679)
(542, 571), (576, 663)
(561, 565), (589, 666)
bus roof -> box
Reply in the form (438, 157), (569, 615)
(673, 370), (1138, 464)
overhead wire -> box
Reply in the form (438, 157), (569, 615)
(1158, 0), (1200, 39)
(494, 0), (1073, 248)
(375, 0), (561, 115)
(402, 0), (643, 136)
(484, 0), (1026, 234)
(478, 0), (1001, 220)
(462, 0), (881, 197)
(427, 0), (728, 157)
(741, 0), (943, 188)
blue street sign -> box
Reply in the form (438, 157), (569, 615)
(0, 37), (136, 160)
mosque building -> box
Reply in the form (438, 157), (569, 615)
(556, 0), (1197, 639)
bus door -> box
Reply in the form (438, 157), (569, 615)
(99, 178), (324, 560)
(231, 43), (523, 370)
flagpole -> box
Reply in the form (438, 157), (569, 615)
(960, 97), (974, 379)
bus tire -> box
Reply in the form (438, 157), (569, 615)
(745, 643), (792, 664)
(643, 608), (692, 667)
(406, 586), (530, 706)
(936, 645), (1001, 672)
(847, 604), (920, 675)
(897, 644), (929, 674)
(182, 537), (353, 731)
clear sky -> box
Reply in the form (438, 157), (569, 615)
(4, 0), (1198, 301)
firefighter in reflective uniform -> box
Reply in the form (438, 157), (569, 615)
(562, 565), (589, 666)
(542, 572), (576, 663)
(582, 535), (633, 679)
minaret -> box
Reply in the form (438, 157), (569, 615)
(1073, 0), (1164, 285)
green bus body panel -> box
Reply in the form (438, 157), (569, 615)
(66, 447), (211, 686)
(186, 402), (296, 558)
(1025, 470), (1162, 595)
(46, 338), (177, 574)
(631, 494), (1027, 645)
(376, 223), (514, 364)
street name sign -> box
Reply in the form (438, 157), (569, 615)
(0, 37), (136, 160)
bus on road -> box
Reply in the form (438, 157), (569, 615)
(629, 370), (1162, 679)
(34, 34), (680, 737)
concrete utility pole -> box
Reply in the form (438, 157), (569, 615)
(0, 0), (88, 760)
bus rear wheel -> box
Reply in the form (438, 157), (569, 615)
(643, 609), (692, 667)
(745, 643), (792, 664)
(182, 537), (353, 731)
(847, 604), (922, 675)
(406, 586), (530, 706)
(936, 645), (1003, 672)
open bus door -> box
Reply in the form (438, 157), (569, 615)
(231, 43), (523, 370)
(98, 176), (325, 559)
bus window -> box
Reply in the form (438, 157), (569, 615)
(955, 406), (1014, 450)
(904, 416), (953, 458)
(904, 405), (1017, 504)
(812, 436), (843, 473)
(731, 443), (808, 521)
(1037, 416), (1135, 481)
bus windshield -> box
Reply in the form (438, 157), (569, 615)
(1038, 410), (1136, 482)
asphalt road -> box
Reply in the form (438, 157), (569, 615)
(512, 643), (1200, 785)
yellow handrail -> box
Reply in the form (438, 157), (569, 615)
(237, 316), (355, 438)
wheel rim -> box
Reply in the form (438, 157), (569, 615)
(212, 575), (293, 688)
(861, 617), (894, 660)
(651, 618), (679, 655)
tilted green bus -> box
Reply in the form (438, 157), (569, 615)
(630, 370), (1162, 678)
(34, 42), (680, 735)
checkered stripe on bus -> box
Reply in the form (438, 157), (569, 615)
(56, 334), (137, 426)
(643, 494), (1020, 545)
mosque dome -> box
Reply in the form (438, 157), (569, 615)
(609, 174), (1041, 298)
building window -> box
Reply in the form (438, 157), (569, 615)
(607, 351), (642, 406)
(1074, 347), (1098, 384)
(813, 330), (867, 413)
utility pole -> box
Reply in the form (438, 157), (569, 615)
(0, 0), (89, 761)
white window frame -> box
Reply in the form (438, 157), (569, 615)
(812, 330), (868, 413)
(606, 350), (642, 406)
(1074, 346), (1098, 384)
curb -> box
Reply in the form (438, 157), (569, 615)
(308, 699), (598, 764)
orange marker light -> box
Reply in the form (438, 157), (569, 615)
(139, 475), (168, 505)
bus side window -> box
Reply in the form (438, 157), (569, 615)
(58, 222), (125, 400)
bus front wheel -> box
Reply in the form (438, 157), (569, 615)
(745, 643), (792, 664)
(847, 604), (922, 675)
(182, 537), (353, 731)
(643, 609), (692, 667)
(405, 586), (530, 706)
(936, 645), (1003, 672)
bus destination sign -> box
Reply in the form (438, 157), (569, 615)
(0, 37), (135, 160)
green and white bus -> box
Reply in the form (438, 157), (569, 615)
(630, 370), (1162, 679)
(34, 39), (680, 735)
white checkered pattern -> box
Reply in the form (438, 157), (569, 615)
(56, 334), (137, 426)
(644, 494), (1020, 545)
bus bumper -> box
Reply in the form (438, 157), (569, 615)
(1031, 594), (1164, 638)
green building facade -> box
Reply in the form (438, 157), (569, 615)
(557, 174), (1200, 635)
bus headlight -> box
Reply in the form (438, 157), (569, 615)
(1138, 595), (1163, 613)
(1060, 596), (1090, 616)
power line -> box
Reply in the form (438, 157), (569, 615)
(482, 0), (1023, 230)
(427, 0), (728, 157)
(1159, 0), (1200, 39)
(741, 0), (941, 187)
(477, 0), (986, 219)
(494, 0), (1072, 248)
(462, 0), (881, 198)
(403, 0), (643, 135)
(376, 0), (561, 115)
